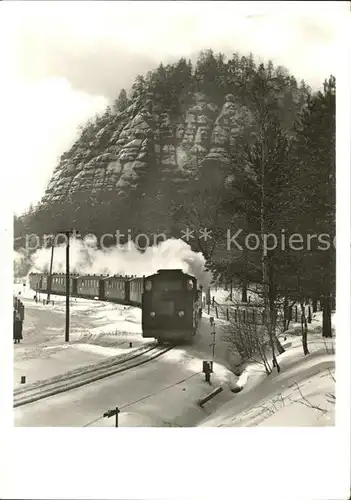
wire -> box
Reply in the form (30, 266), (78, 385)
(83, 415), (104, 427)
(83, 371), (200, 427)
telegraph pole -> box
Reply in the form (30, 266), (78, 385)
(47, 240), (54, 303)
(210, 318), (216, 360)
(64, 230), (74, 342)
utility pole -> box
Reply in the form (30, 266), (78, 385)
(64, 230), (74, 342)
(209, 318), (216, 361)
(103, 407), (120, 427)
(47, 240), (54, 303)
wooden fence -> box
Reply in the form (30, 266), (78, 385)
(203, 300), (324, 326)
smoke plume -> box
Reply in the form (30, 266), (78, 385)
(21, 238), (212, 288)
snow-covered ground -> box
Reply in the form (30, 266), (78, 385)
(13, 283), (335, 428)
(13, 284), (151, 387)
(14, 325), (238, 427)
(200, 312), (336, 427)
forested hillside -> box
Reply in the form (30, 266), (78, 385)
(14, 50), (335, 335)
(14, 50), (310, 239)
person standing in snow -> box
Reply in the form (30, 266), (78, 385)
(13, 309), (23, 344)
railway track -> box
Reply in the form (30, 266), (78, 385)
(14, 344), (173, 408)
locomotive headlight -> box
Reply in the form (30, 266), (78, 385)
(145, 280), (152, 291)
(178, 310), (185, 317)
(150, 311), (156, 317)
(187, 280), (193, 290)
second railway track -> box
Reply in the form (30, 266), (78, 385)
(14, 344), (173, 408)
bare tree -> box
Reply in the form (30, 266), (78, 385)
(221, 304), (283, 375)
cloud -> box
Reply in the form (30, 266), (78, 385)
(2, 0), (345, 214)
(3, 77), (107, 214)
(7, 0), (344, 97)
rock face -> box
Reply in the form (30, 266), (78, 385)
(42, 92), (253, 205)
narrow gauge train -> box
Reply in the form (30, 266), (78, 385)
(29, 272), (144, 307)
(29, 269), (201, 343)
(142, 269), (201, 344)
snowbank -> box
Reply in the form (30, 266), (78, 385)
(199, 314), (335, 427)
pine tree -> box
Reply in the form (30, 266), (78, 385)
(291, 75), (336, 337)
(113, 89), (130, 113)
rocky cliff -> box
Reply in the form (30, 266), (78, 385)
(19, 52), (308, 240)
(42, 92), (253, 204)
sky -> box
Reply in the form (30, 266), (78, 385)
(0, 0), (348, 215)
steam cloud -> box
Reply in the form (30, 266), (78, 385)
(15, 238), (212, 288)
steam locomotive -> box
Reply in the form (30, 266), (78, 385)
(142, 269), (201, 344)
(29, 269), (201, 343)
